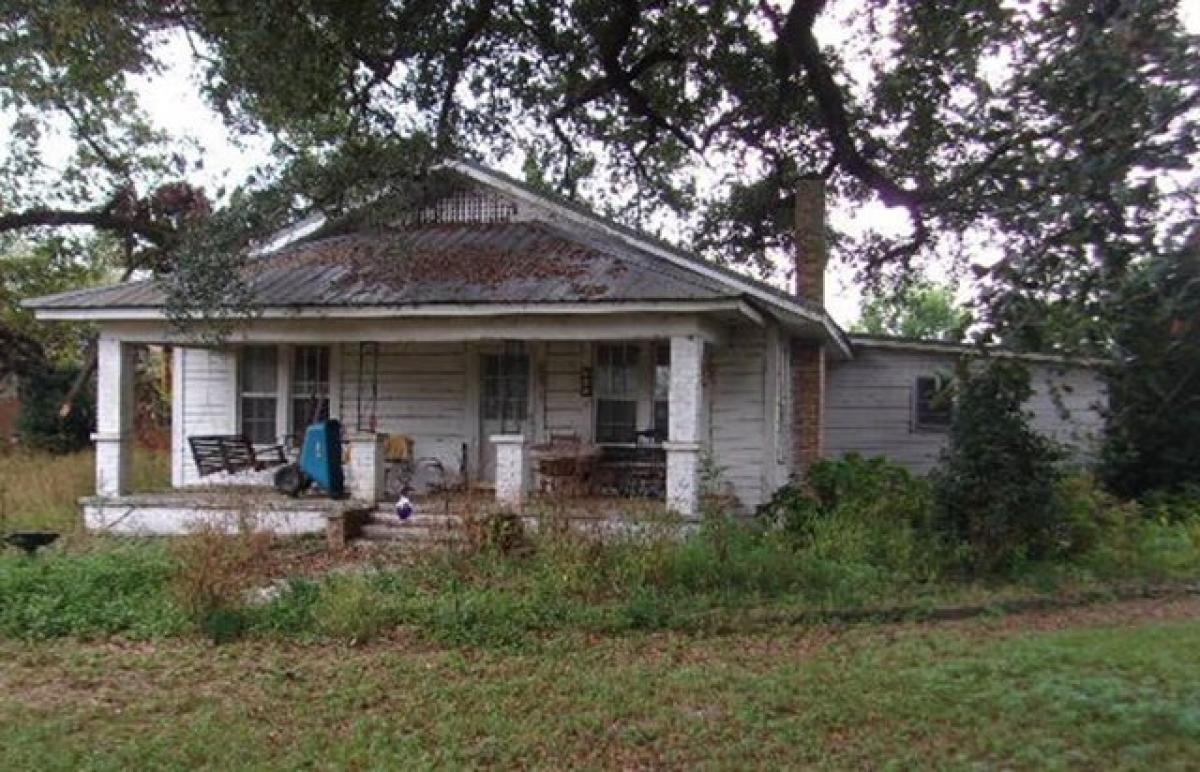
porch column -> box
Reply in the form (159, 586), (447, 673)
(665, 335), (705, 518)
(93, 334), (135, 497)
(347, 432), (386, 503)
(491, 434), (527, 510)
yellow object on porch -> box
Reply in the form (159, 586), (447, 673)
(384, 434), (414, 462)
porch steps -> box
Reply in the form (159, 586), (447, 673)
(355, 511), (465, 546)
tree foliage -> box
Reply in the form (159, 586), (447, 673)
(1100, 231), (1200, 498)
(0, 0), (1194, 336)
(16, 362), (95, 453)
(0, 236), (116, 378)
(931, 360), (1066, 574)
(854, 280), (969, 341)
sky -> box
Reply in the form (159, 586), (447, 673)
(87, 5), (1200, 326)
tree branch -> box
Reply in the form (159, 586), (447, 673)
(778, 0), (920, 210)
(0, 206), (174, 247)
(435, 0), (497, 151)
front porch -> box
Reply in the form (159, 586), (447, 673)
(84, 309), (750, 535)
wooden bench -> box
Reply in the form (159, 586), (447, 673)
(188, 435), (288, 478)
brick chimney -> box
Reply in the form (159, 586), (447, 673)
(793, 176), (827, 305)
(791, 177), (827, 475)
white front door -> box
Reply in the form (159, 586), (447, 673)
(478, 350), (531, 483)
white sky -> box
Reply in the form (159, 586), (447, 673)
(61, 5), (1200, 326)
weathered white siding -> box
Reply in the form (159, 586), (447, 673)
(708, 327), (768, 509)
(340, 341), (469, 476)
(543, 341), (589, 438)
(174, 346), (242, 486)
(825, 346), (1107, 474)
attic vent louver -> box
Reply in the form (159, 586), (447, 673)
(404, 187), (519, 226)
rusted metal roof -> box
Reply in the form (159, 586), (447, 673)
(27, 220), (738, 310)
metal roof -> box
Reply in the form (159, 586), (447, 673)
(26, 220), (738, 310)
(24, 159), (853, 357)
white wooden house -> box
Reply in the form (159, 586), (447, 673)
(25, 160), (1107, 538)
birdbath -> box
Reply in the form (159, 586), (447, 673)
(3, 531), (60, 556)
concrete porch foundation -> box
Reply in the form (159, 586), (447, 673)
(80, 490), (375, 540)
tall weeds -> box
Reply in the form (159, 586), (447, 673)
(0, 448), (170, 531)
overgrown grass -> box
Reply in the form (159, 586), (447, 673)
(4, 508), (1197, 647)
(0, 448), (170, 531)
(0, 540), (186, 639)
(0, 450), (1197, 647)
(1, 609), (1197, 768)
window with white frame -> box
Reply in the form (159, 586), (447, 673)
(291, 345), (331, 431)
(594, 343), (641, 443)
(239, 346), (278, 445)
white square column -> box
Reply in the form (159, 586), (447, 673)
(664, 335), (705, 518)
(93, 334), (135, 497)
(491, 434), (527, 510)
(347, 432), (386, 503)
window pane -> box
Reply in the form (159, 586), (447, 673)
(481, 353), (528, 429)
(596, 343), (639, 397)
(292, 346), (331, 430)
(241, 346), (277, 394)
(241, 396), (277, 444)
(292, 398), (330, 429)
(653, 400), (669, 442)
(292, 346), (329, 398)
(653, 343), (670, 401)
(240, 346), (277, 442)
(596, 399), (637, 443)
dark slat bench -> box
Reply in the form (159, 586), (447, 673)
(188, 435), (288, 478)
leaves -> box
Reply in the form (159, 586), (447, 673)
(854, 280), (970, 341)
(0, 0), (1195, 346)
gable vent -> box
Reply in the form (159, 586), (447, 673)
(404, 187), (519, 226)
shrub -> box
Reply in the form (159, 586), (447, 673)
(460, 508), (529, 555)
(756, 454), (941, 582)
(16, 364), (94, 453)
(1140, 486), (1200, 523)
(1056, 474), (1140, 558)
(931, 360), (1065, 574)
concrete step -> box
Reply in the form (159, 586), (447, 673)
(368, 511), (466, 528)
(359, 520), (463, 543)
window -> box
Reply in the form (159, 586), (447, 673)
(595, 343), (641, 443)
(652, 343), (670, 442)
(914, 375), (952, 431)
(240, 346), (278, 445)
(291, 346), (331, 430)
(481, 351), (529, 433)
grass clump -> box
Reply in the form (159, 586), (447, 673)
(170, 521), (273, 643)
(309, 573), (401, 643)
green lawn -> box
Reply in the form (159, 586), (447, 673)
(2, 599), (1197, 769)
